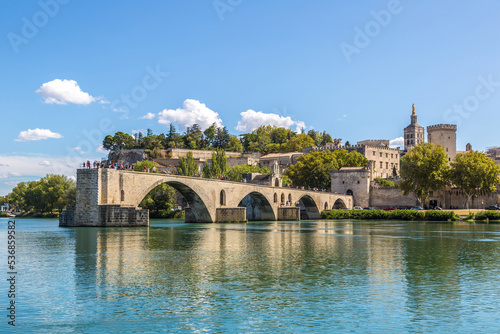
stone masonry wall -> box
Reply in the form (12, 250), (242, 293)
(75, 169), (100, 226)
(369, 186), (417, 208)
(215, 208), (247, 222)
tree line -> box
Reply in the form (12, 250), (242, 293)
(0, 174), (76, 214)
(102, 124), (335, 156)
(399, 143), (500, 209)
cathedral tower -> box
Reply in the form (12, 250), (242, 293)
(403, 104), (425, 152)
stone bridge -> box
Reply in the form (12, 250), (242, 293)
(60, 168), (352, 227)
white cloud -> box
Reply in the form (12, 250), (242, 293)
(15, 128), (63, 142)
(39, 160), (52, 166)
(72, 147), (85, 154)
(140, 113), (155, 120)
(96, 145), (109, 154)
(0, 164), (8, 167)
(36, 79), (97, 105)
(158, 99), (223, 130)
(390, 137), (404, 148)
(235, 109), (306, 133)
(0, 174), (7, 179)
(0, 154), (79, 195)
(8, 172), (21, 177)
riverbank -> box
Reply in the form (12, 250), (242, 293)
(322, 209), (500, 222)
(322, 209), (458, 221)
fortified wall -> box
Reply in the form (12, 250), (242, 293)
(332, 166), (499, 209)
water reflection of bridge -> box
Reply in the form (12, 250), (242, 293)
(62, 169), (353, 226)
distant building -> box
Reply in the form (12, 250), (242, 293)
(304, 140), (401, 179)
(403, 104), (425, 152)
(487, 147), (500, 166)
(427, 124), (457, 161)
(258, 152), (303, 174)
(1, 204), (9, 212)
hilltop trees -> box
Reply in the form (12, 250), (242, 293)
(450, 150), (500, 209)
(286, 150), (367, 190)
(102, 123), (334, 155)
(399, 143), (450, 206)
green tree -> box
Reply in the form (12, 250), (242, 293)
(225, 134), (243, 152)
(203, 123), (217, 147)
(399, 143), (450, 206)
(282, 133), (314, 152)
(214, 126), (230, 149)
(179, 151), (199, 176)
(165, 123), (183, 148)
(286, 150), (367, 190)
(41, 174), (76, 212)
(203, 149), (228, 178)
(225, 164), (271, 181)
(102, 135), (116, 151)
(320, 131), (333, 146)
(184, 124), (204, 149)
(139, 183), (177, 217)
(450, 150), (500, 210)
(271, 127), (291, 146)
(4, 174), (75, 213)
(134, 160), (158, 172)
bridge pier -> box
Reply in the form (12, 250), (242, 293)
(278, 207), (300, 221)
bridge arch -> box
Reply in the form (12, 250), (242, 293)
(137, 179), (213, 223)
(333, 198), (347, 209)
(298, 194), (321, 220)
(238, 191), (276, 221)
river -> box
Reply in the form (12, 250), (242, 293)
(1, 218), (500, 333)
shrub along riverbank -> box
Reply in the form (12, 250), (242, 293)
(321, 209), (460, 221)
(466, 210), (500, 222)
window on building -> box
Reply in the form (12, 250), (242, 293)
(386, 162), (389, 169)
(385, 153), (388, 158)
(379, 162), (383, 168)
(373, 151), (375, 156)
(446, 148), (448, 152)
(380, 152), (382, 157)
(391, 154), (393, 158)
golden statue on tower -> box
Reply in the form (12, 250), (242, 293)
(412, 103), (415, 115)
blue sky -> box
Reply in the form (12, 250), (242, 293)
(1, 0), (499, 195)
